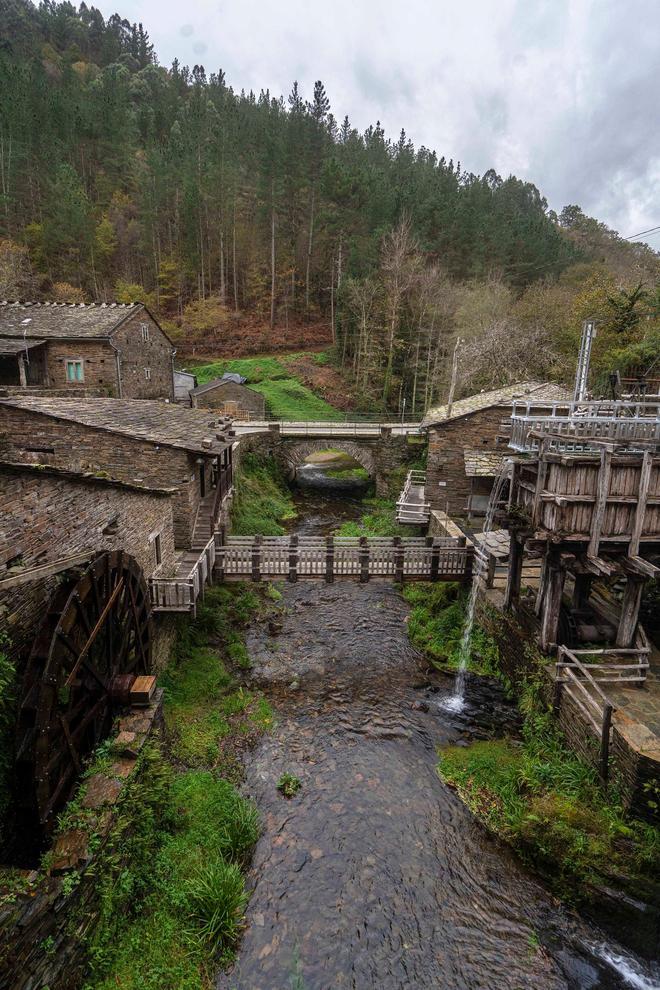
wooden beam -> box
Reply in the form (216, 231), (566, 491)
(584, 555), (618, 577)
(540, 552), (565, 653)
(629, 450), (653, 557)
(504, 532), (524, 610)
(588, 446), (612, 557)
(616, 576), (645, 648)
(620, 555), (659, 579)
(0, 551), (94, 589)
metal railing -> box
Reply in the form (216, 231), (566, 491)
(396, 470), (431, 524)
(231, 419), (424, 437)
(150, 535), (216, 617)
(214, 534), (472, 583)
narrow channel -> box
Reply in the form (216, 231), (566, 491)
(220, 458), (659, 990)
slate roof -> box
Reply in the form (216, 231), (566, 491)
(422, 381), (571, 427)
(0, 337), (46, 355)
(0, 460), (176, 495)
(0, 301), (168, 341)
(190, 375), (255, 396)
(463, 448), (509, 477)
(0, 396), (232, 454)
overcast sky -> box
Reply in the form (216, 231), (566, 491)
(96, 0), (660, 246)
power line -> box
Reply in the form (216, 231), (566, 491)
(624, 224), (660, 241)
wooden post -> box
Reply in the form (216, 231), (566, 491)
(540, 552), (565, 653)
(629, 450), (652, 557)
(572, 573), (592, 611)
(552, 647), (564, 713)
(588, 446), (613, 557)
(393, 536), (404, 583)
(251, 535), (262, 583)
(427, 536), (440, 582)
(616, 576), (644, 647)
(325, 536), (334, 583)
(534, 544), (549, 617)
(288, 535), (298, 583)
(504, 533), (524, 610)
(359, 536), (369, 583)
(18, 354), (27, 387)
(216, 542), (225, 583)
(599, 703), (613, 783)
(532, 440), (549, 528)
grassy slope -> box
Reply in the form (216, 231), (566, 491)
(231, 453), (297, 536)
(185, 352), (343, 420)
(82, 586), (276, 989)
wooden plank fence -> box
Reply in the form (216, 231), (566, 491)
(150, 535), (216, 616)
(215, 535), (472, 583)
(553, 638), (650, 780)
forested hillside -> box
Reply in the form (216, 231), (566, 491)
(1, 0), (659, 413)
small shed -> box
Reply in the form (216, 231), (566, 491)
(190, 375), (265, 420)
(174, 369), (198, 403)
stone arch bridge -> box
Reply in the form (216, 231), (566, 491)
(235, 421), (423, 496)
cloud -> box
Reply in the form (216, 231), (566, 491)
(97, 0), (660, 245)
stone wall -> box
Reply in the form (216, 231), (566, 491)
(0, 405), (210, 548)
(241, 426), (416, 497)
(193, 381), (265, 418)
(114, 310), (174, 401)
(45, 340), (117, 395)
(0, 695), (163, 990)
(426, 406), (506, 516)
(0, 466), (177, 664)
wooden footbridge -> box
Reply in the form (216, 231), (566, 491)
(216, 535), (472, 583)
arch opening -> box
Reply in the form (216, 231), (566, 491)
(287, 442), (375, 492)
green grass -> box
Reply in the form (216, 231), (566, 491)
(231, 453), (297, 536)
(82, 583), (277, 988)
(184, 351), (343, 420)
(84, 763), (259, 989)
(438, 703), (660, 900)
(250, 377), (342, 420)
(162, 585), (274, 766)
(334, 498), (422, 538)
(326, 465), (371, 481)
(402, 582), (499, 673)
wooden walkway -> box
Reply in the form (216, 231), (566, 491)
(396, 470), (430, 524)
(216, 535), (472, 583)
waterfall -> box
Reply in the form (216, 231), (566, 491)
(443, 459), (512, 712)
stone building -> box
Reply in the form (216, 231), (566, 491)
(422, 382), (570, 519)
(0, 462), (177, 663)
(0, 302), (174, 400)
(190, 375), (266, 419)
(174, 369), (197, 403)
(0, 396), (233, 549)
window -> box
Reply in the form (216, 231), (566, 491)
(144, 367), (152, 381)
(140, 322), (150, 342)
(65, 359), (84, 383)
(153, 533), (162, 567)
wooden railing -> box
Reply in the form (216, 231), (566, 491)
(553, 639), (650, 780)
(509, 399), (660, 452)
(150, 535), (216, 617)
(215, 535), (472, 583)
(396, 470), (431, 524)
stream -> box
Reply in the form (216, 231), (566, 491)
(220, 460), (659, 990)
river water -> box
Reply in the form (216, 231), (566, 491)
(220, 464), (659, 990)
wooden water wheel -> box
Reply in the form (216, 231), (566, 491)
(15, 551), (152, 832)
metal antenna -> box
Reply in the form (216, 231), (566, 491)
(573, 319), (597, 402)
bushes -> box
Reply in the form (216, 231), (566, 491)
(438, 688), (660, 900)
(403, 582), (498, 672)
(231, 453), (296, 535)
(335, 497), (418, 537)
(85, 769), (259, 989)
